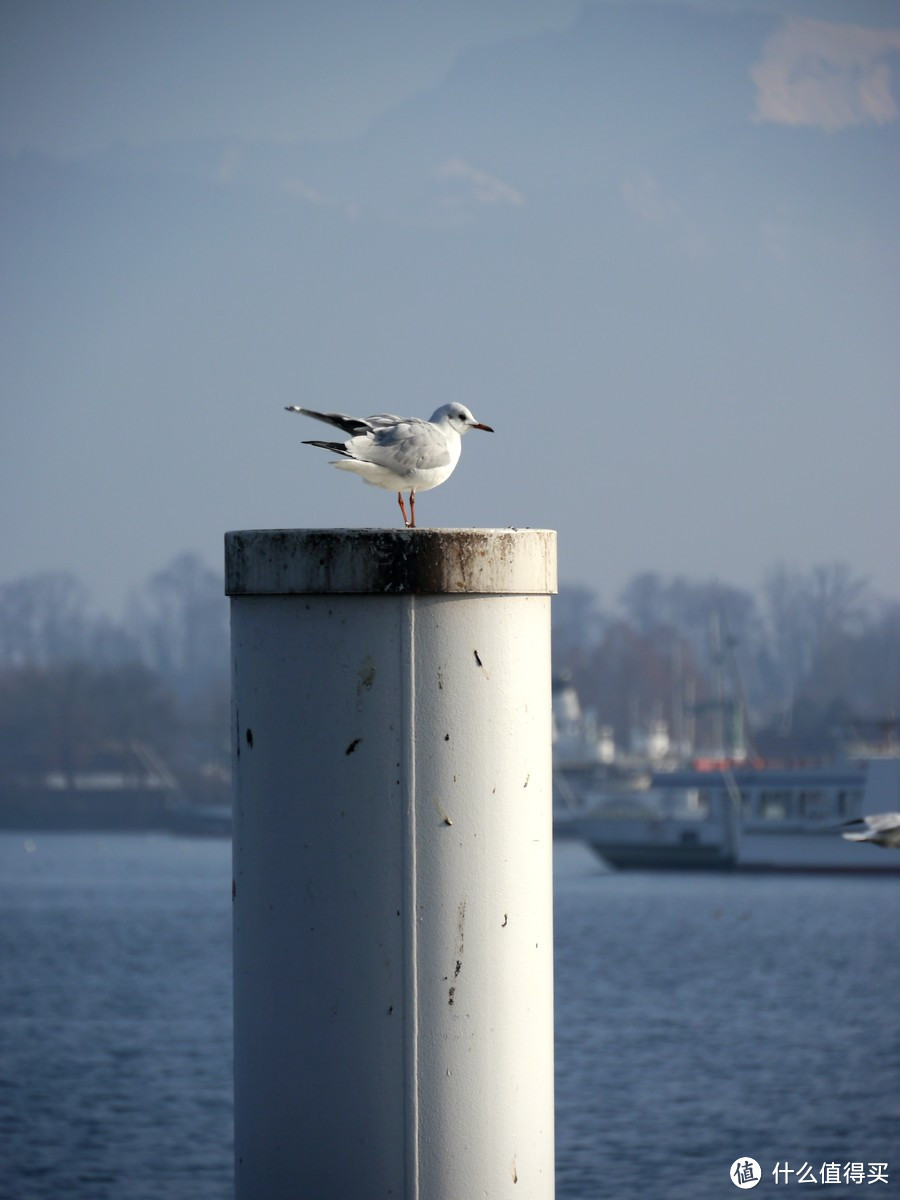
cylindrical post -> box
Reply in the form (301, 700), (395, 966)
(226, 528), (557, 1199)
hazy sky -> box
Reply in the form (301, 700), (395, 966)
(0, 1), (583, 153)
(2, 0), (898, 614)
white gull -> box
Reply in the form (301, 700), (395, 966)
(285, 402), (493, 528)
(841, 812), (900, 848)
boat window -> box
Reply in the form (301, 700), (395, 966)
(680, 789), (710, 818)
(844, 789), (863, 815)
(759, 790), (790, 820)
(799, 791), (827, 820)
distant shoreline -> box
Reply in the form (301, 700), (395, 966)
(0, 785), (231, 836)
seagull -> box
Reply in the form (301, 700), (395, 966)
(841, 812), (900, 848)
(285, 402), (493, 528)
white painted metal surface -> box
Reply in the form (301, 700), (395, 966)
(227, 529), (557, 1199)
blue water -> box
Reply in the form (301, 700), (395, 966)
(0, 834), (897, 1198)
(553, 842), (899, 1198)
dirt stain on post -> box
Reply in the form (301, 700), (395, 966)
(356, 656), (376, 696)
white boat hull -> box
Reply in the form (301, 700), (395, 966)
(573, 760), (900, 874)
(737, 827), (899, 873)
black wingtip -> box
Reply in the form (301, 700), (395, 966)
(302, 439), (350, 455)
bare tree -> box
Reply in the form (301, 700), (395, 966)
(128, 553), (228, 695)
(553, 584), (608, 669)
(618, 572), (669, 635)
(762, 562), (870, 725)
(0, 572), (89, 667)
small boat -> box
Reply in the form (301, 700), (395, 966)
(573, 758), (900, 873)
(572, 785), (739, 871)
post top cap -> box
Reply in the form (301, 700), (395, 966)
(225, 528), (557, 596)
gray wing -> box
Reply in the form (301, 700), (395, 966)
(353, 418), (451, 471)
(862, 812), (900, 832)
(285, 407), (405, 436)
(841, 812), (900, 843)
(364, 413), (409, 429)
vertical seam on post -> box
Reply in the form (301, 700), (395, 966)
(402, 594), (420, 1200)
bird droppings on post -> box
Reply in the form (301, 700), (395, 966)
(345, 738), (362, 756)
(225, 528), (557, 596)
(435, 798), (454, 826)
(356, 657), (376, 694)
(448, 986), (455, 1006)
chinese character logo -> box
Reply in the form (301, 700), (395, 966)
(731, 1157), (761, 1189)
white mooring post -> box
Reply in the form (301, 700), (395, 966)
(226, 528), (557, 1200)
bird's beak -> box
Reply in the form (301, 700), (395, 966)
(471, 422), (494, 433)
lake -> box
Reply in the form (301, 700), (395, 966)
(0, 834), (896, 1198)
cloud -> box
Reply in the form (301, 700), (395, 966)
(751, 18), (900, 131)
(621, 169), (710, 258)
(621, 170), (668, 227)
(283, 180), (330, 205)
(282, 180), (359, 220)
(433, 158), (525, 208)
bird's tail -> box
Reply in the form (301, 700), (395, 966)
(302, 439), (353, 457)
(286, 406), (368, 435)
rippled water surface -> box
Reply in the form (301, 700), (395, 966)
(0, 835), (897, 1198)
(553, 841), (899, 1198)
(0, 836), (232, 1200)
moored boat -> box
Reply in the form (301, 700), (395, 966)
(573, 758), (900, 873)
(572, 785), (738, 870)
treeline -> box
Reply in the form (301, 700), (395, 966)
(0, 554), (229, 787)
(1, 555), (898, 784)
(552, 564), (900, 758)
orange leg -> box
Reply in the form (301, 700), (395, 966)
(409, 490), (416, 528)
(397, 492), (411, 527)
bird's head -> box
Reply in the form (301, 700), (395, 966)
(433, 402), (494, 435)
